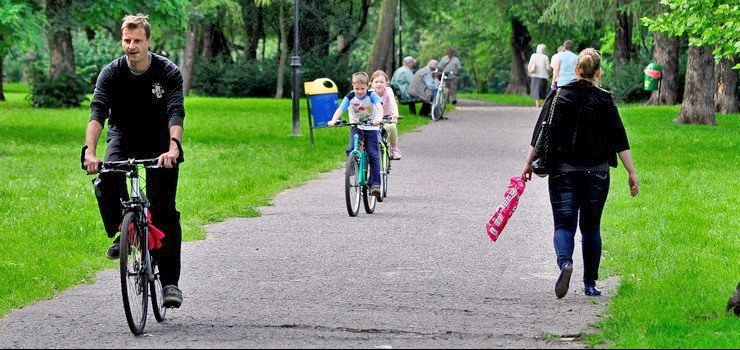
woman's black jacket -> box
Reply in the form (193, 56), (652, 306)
(530, 80), (630, 168)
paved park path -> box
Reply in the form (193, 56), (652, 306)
(0, 100), (616, 348)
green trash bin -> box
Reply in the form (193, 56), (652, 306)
(644, 62), (663, 91)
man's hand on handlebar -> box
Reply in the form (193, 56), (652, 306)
(157, 145), (180, 168)
(83, 149), (101, 175)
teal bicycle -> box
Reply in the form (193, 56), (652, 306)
(334, 121), (379, 216)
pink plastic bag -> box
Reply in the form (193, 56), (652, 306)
(486, 177), (526, 242)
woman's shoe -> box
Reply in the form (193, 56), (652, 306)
(585, 285), (602, 296)
(555, 262), (573, 298)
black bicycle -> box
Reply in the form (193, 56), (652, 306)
(81, 147), (170, 335)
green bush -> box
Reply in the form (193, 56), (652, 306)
(30, 71), (87, 108)
(602, 60), (651, 102)
(193, 56), (283, 97)
(74, 31), (122, 93)
(193, 53), (362, 98)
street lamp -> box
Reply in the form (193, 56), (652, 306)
(291, 0), (301, 136)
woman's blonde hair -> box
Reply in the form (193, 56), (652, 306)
(576, 48), (601, 79)
(370, 70), (388, 83)
(352, 72), (370, 85)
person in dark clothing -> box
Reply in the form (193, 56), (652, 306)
(520, 48), (639, 299)
(82, 14), (186, 308)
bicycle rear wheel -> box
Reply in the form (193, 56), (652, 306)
(150, 263), (167, 322)
(120, 211), (148, 335)
(378, 141), (389, 202)
(363, 162), (377, 214)
(345, 153), (361, 217)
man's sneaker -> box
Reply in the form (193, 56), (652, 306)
(370, 185), (381, 196)
(106, 236), (121, 260)
(163, 285), (183, 308)
(585, 285), (602, 296)
(555, 262), (573, 299)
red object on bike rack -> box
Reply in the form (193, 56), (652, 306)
(486, 177), (526, 242)
(119, 212), (166, 250)
(146, 212), (166, 250)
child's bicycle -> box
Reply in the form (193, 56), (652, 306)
(81, 147), (172, 335)
(377, 116), (396, 202)
(333, 120), (382, 216)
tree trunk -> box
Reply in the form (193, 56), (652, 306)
(275, 1), (288, 99)
(504, 18), (531, 95)
(182, 22), (199, 96)
(241, 0), (259, 60)
(202, 21), (231, 60)
(715, 58), (738, 114)
(294, 0), (331, 58)
(614, 0), (633, 67)
(675, 45), (716, 125)
(0, 47), (5, 102)
(339, 0), (370, 57)
(647, 32), (679, 105)
(46, 0), (76, 81)
(366, 0), (397, 75)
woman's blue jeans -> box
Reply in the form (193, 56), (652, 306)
(548, 171), (610, 286)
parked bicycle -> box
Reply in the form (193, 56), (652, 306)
(81, 147), (168, 335)
(431, 71), (453, 121)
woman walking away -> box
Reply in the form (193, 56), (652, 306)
(528, 44), (551, 107)
(520, 48), (639, 299)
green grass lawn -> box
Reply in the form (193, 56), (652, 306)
(458, 92), (534, 106)
(0, 87), (428, 317)
(588, 105), (740, 348)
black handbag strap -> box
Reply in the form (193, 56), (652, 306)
(546, 88), (561, 125)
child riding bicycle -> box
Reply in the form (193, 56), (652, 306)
(370, 70), (402, 160)
(328, 72), (384, 196)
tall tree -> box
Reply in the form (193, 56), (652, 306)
(714, 58), (738, 114)
(182, 18), (199, 95)
(45, 0), (76, 81)
(614, 0), (633, 67)
(504, 18), (531, 95)
(644, 0), (740, 125)
(366, 0), (397, 76)
(647, 32), (679, 105)
(275, 0), (288, 98)
(676, 45), (715, 124)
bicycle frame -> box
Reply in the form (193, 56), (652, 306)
(349, 131), (369, 187)
(101, 161), (156, 282)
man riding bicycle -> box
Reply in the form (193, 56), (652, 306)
(81, 14), (185, 308)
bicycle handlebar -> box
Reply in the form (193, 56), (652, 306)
(330, 118), (397, 127)
(80, 145), (170, 171)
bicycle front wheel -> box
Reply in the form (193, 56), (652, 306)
(150, 263), (167, 322)
(345, 153), (361, 217)
(120, 211), (148, 335)
(431, 90), (445, 121)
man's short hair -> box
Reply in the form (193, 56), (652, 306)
(403, 56), (415, 65)
(428, 60), (438, 69)
(121, 14), (151, 39)
(563, 40), (574, 51)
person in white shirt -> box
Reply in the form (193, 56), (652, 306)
(438, 48), (462, 105)
(528, 44), (552, 107)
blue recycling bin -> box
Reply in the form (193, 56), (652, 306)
(304, 78), (339, 128)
